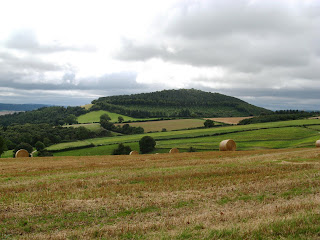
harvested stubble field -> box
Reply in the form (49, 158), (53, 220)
(1, 149), (320, 239)
(206, 117), (254, 125)
(116, 119), (206, 132)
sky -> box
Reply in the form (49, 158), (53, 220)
(0, 0), (319, 110)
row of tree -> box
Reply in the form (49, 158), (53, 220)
(112, 136), (156, 155)
(100, 114), (144, 134)
(0, 123), (111, 151)
(238, 111), (316, 125)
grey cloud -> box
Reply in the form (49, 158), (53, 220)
(114, 0), (320, 110)
(0, 51), (63, 72)
(0, 88), (97, 106)
(0, 76), (161, 106)
(186, 83), (320, 111)
(166, 0), (308, 39)
(116, 38), (164, 61)
(5, 29), (95, 54)
(116, 0), (318, 70)
(0, 70), (144, 91)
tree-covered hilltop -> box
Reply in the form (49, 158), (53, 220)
(92, 89), (272, 118)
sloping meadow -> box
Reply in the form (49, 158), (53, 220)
(47, 119), (320, 155)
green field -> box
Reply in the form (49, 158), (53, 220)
(1, 150), (13, 158)
(77, 110), (156, 123)
(157, 127), (319, 150)
(47, 119), (320, 156)
(53, 142), (140, 156)
(64, 123), (102, 132)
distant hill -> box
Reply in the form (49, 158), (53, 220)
(92, 89), (272, 117)
(0, 103), (48, 112)
(0, 106), (87, 127)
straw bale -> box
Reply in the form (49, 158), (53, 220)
(15, 149), (30, 158)
(129, 150), (139, 155)
(169, 148), (179, 154)
(316, 140), (320, 148)
(219, 139), (236, 151)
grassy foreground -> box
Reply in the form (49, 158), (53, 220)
(1, 148), (320, 239)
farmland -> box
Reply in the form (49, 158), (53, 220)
(2, 148), (320, 239)
(70, 119), (208, 134)
(206, 116), (254, 125)
(46, 119), (320, 156)
(116, 119), (206, 132)
(77, 110), (156, 124)
(64, 123), (102, 132)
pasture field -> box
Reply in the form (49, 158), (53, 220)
(116, 119), (206, 132)
(1, 150), (13, 158)
(64, 123), (102, 132)
(77, 110), (156, 124)
(47, 119), (320, 155)
(52, 143), (179, 157)
(52, 126), (320, 156)
(156, 127), (320, 150)
(306, 125), (320, 131)
(53, 142), (140, 156)
(1, 148), (320, 239)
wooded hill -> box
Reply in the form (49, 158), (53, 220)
(92, 89), (272, 118)
(0, 106), (87, 127)
(0, 89), (271, 128)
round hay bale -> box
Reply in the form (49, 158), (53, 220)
(169, 148), (179, 154)
(15, 149), (30, 158)
(219, 139), (236, 151)
(316, 140), (320, 148)
(129, 150), (139, 155)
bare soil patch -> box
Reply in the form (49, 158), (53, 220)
(116, 119), (205, 132)
(207, 116), (254, 124)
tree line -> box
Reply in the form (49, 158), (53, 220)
(0, 123), (111, 151)
(238, 111), (317, 125)
(100, 114), (144, 134)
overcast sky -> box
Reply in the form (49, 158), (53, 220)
(0, 0), (319, 110)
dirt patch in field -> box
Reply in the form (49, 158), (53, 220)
(206, 116), (254, 125)
(81, 104), (93, 110)
(309, 116), (320, 120)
